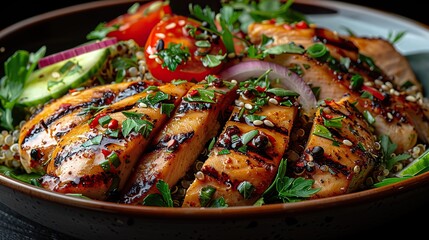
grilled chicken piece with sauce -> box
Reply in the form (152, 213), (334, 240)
(39, 82), (193, 200)
(182, 91), (298, 207)
(19, 80), (157, 174)
(247, 22), (425, 152)
(248, 23), (421, 92)
(290, 96), (380, 198)
(121, 79), (238, 204)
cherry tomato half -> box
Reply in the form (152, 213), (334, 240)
(106, 1), (172, 46)
(144, 15), (227, 82)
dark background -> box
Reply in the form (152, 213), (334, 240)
(1, 1), (428, 240)
(0, 0), (428, 30)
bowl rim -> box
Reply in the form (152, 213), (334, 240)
(1, 0), (429, 219)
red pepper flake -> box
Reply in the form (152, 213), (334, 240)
(324, 99), (334, 105)
(283, 24), (293, 30)
(255, 86), (266, 93)
(101, 149), (111, 157)
(295, 21), (309, 29)
(59, 103), (71, 110)
(189, 89), (199, 97)
(323, 114), (333, 120)
(362, 86), (385, 101)
(108, 119), (119, 130)
(296, 162), (305, 167)
(89, 113), (107, 128)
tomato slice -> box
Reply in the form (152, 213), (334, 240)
(144, 15), (227, 82)
(106, 1), (172, 47)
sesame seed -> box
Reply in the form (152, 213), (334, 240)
(320, 165), (329, 172)
(253, 120), (263, 126)
(155, 57), (162, 64)
(244, 103), (253, 110)
(382, 169), (390, 176)
(148, 54), (157, 59)
(263, 119), (274, 127)
(406, 95), (417, 102)
(387, 112), (393, 119)
(155, 33), (166, 39)
(269, 98), (279, 105)
(138, 102), (148, 108)
(230, 79), (238, 85)
(178, 20), (186, 26)
(385, 81), (393, 88)
(71, 91), (80, 96)
(342, 139), (353, 146)
(51, 72), (60, 79)
(374, 142), (381, 150)
(195, 171), (205, 180)
(227, 52), (236, 58)
(374, 79), (383, 86)
(353, 165), (360, 174)
(381, 84), (390, 91)
(364, 81), (373, 87)
(165, 22), (176, 30)
(393, 90), (400, 96)
(307, 161), (315, 167)
(235, 100), (244, 107)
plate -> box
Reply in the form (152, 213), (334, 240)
(1, 1), (429, 239)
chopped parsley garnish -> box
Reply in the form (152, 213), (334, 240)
(380, 135), (411, 170)
(266, 88), (299, 97)
(350, 74), (363, 90)
(237, 181), (255, 199)
(199, 185), (217, 207)
(313, 124), (335, 141)
(255, 159), (320, 205)
(201, 54), (226, 68)
(138, 91), (170, 107)
(323, 116), (344, 129)
(218, 149), (231, 155)
(143, 180), (174, 207)
(0, 46), (45, 130)
(161, 103), (175, 117)
(82, 134), (103, 147)
(78, 104), (108, 116)
(183, 89), (216, 103)
(86, 22), (120, 41)
(121, 111), (154, 138)
(156, 43), (190, 71)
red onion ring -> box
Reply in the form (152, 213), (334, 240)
(219, 60), (317, 116)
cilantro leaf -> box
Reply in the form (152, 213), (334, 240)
(86, 22), (119, 41)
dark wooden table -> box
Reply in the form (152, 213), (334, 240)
(1, 1), (428, 239)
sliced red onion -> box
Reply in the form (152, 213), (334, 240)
(38, 38), (118, 68)
(219, 60), (317, 116)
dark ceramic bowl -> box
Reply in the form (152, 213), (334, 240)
(1, 1), (429, 239)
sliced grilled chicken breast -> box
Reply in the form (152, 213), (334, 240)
(248, 22), (423, 152)
(18, 80), (156, 174)
(121, 79), (238, 204)
(290, 96), (380, 198)
(39, 82), (193, 200)
(182, 94), (298, 207)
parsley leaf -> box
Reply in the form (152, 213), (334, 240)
(380, 135), (411, 170)
(121, 111), (154, 138)
(156, 43), (190, 71)
(86, 22), (119, 41)
(143, 180), (174, 207)
(256, 159), (320, 204)
(0, 46), (46, 130)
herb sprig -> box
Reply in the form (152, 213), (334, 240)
(0, 46), (46, 130)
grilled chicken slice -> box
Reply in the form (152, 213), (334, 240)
(349, 37), (421, 93)
(248, 22), (423, 152)
(249, 23), (421, 92)
(121, 79), (238, 204)
(290, 96), (380, 198)
(182, 93), (298, 207)
(19, 80), (156, 174)
(39, 82), (193, 200)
